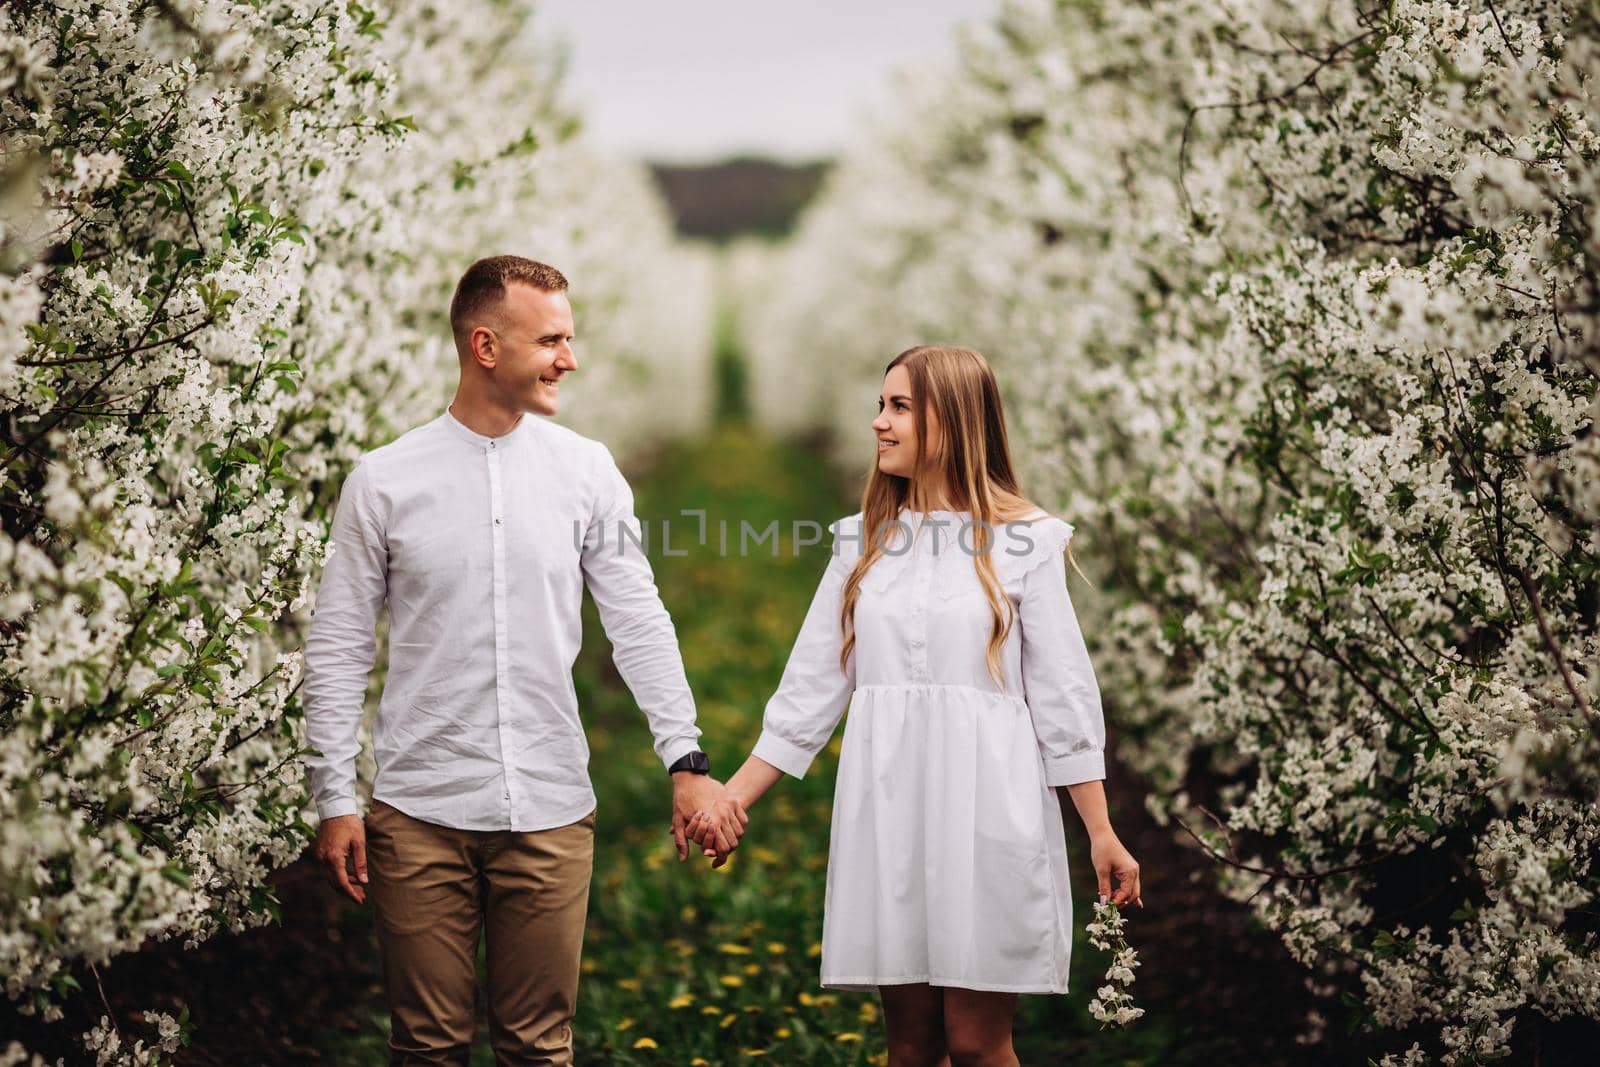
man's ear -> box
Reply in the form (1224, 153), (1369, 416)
(471, 325), (497, 366)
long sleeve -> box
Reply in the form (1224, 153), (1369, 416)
(301, 460), (388, 820)
(751, 520), (857, 779)
(1018, 546), (1107, 786)
(579, 443), (702, 771)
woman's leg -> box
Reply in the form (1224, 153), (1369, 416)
(941, 988), (1020, 1067)
(879, 983), (951, 1067)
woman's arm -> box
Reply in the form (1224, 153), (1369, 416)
(1016, 527), (1143, 907)
(1060, 781), (1143, 908)
(726, 755), (785, 811)
(687, 518), (861, 857)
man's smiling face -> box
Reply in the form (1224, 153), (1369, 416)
(487, 282), (577, 416)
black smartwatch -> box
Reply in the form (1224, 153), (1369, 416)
(668, 750), (711, 776)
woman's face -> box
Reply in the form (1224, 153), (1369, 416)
(872, 364), (937, 479)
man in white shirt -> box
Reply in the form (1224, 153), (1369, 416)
(302, 255), (745, 1065)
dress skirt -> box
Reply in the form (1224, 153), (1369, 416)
(818, 683), (1074, 994)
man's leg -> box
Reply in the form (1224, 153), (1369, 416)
(482, 809), (596, 1067)
(365, 799), (484, 1066)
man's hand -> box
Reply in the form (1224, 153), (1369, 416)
(316, 813), (369, 904)
(670, 775), (747, 867)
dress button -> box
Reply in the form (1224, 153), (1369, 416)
(494, 517), (502, 525)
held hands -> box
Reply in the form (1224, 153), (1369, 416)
(315, 814), (369, 904)
(670, 774), (748, 868)
(1090, 829), (1143, 909)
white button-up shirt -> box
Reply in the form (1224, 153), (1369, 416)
(301, 407), (702, 831)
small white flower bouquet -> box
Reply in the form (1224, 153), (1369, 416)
(1085, 899), (1144, 1028)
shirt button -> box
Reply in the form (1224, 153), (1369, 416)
(489, 441), (496, 449)
(494, 517), (502, 525)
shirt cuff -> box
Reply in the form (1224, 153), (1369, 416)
(751, 730), (816, 780)
(316, 796), (362, 821)
(660, 735), (704, 773)
(1042, 749), (1106, 787)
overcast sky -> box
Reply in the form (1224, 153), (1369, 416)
(533, 0), (1002, 164)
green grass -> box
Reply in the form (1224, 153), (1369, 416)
(571, 421), (866, 1065)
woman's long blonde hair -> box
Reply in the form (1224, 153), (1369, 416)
(837, 345), (1085, 689)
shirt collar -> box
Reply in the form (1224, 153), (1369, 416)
(441, 404), (535, 452)
(899, 507), (971, 521)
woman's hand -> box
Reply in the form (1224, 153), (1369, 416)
(1090, 829), (1142, 908)
(684, 796), (749, 868)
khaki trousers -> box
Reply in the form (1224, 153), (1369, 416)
(364, 799), (596, 1066)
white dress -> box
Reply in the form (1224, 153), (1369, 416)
(751, 508), (1107, 995)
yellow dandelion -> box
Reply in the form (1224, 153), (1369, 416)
(581, 958), (599, 974)
(806, 942), (822, 957)
(692, 1060), (709, 1066)
(814, 995), (838, 1007)
(765, 942), (787, 954)
(718, 942), (753, 955)
(719, 1013), (737, 1029)
(632, 1036), (658, 1050)
(776, 1027), (792, 1038)
(836, 1031), (864, 1043)
(617, 1017), (635, 1031)
(742, 963), (761, 976)
(798, 992), (815, 1007)
(742, 1051), (768, 1058)
(742, 1005), (762, 1014)
(859, 1000), (880, 1022)
(701, 1006), (722, 1016)
(752, 846), (781, 865)
(619, 978), (642, 992)
(719, 975), (744, 987)
(868, 1054), (889, 1067)
(668, 994), (695, 1010)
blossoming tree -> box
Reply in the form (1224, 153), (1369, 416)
(747, 1), (1599, 1061)
(0, 2), (707, 1062)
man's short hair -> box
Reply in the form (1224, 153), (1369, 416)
(449, 255), (569, 345)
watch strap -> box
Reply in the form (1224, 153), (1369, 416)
(668, 750), (711, 775)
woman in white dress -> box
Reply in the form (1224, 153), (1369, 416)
(689, 344), (1143, 1067)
